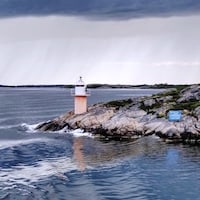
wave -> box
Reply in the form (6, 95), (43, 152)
(0, 157), (78, 187)
(0, 137), (54, 150)
(58, 128), (94, 138)
(0, 124), (19, 130)
(20, 122), (45, 133)
(0, 122), (45, 132)
(21, 122), (94, 138)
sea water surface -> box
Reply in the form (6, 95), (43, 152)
(0, 88), (200, 200)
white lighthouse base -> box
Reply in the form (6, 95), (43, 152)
(74, 96), (87, 114)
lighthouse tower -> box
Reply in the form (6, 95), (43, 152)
(72, 77), (89, 114)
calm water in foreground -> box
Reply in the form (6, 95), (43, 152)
(0, 88), (200, 200)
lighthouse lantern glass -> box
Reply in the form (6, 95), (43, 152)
(75, 77), (87, 96)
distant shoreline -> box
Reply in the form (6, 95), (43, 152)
(0, 83), (192, 89)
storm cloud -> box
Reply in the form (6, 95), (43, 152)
(0, 0), (200, 19)
(0, 1), (200, 85)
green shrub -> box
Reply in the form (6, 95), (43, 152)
(139, 101), (162, 113)
(171, 101), (200, 111)
(104, 98), (133, 109)
(156, 89), (180, 100)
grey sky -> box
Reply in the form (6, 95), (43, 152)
(0, 1), (200, 85)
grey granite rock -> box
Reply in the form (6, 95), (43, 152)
(36, 85), (200, 143)
(178, 85), (200, 102)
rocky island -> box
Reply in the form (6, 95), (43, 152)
(36, 85), (200, 144)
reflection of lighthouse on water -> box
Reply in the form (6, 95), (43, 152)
(71, 77), (90, 115)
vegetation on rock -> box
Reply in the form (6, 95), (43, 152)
(36, 84), (200, 144)
(104, 98), (133, 110)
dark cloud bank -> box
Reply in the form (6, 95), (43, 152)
(0, 0), (200, 19)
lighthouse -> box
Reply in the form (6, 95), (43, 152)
(72, 77), (90, 114)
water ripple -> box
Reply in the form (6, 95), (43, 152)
(0, 157), (76, 187)
(1, 88), (200, 200)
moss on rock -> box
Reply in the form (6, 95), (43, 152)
(104, 98), (133, 110)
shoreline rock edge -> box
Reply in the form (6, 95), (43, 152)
(36, 85), (200, 144)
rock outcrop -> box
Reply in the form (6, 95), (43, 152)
(36, 85), (200, 144)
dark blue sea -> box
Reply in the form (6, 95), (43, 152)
(0, 88), (200, 200)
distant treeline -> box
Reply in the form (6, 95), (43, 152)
(0, 83), (192, 89)
(0, 84), (73, 88)
(86, 83), (190, 89)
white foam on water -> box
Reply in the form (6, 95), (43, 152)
(20, 122), (43, 133)
(151, 134), (161, 140)
(21, 122), (94, 139)
(50, 126), (94, 138)
(0, 156), (78, 187)
(0, 124), (19, 130)
(0, 122), (45, 131)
